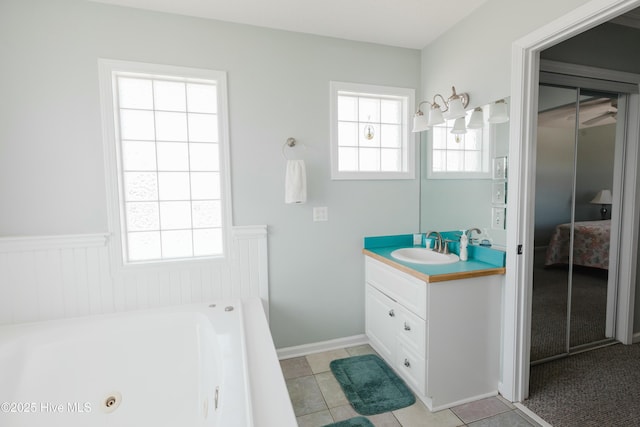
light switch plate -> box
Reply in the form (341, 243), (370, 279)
(313, 207), (328, 222)
(492, 207), (506, 230)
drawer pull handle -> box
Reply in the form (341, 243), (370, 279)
(404, 322), (411, 331)
(404, 358), (411, 368)
(388, 309), (395, 317)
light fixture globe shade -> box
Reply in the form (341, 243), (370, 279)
(451, 117), (467, 135)
(488, 100), (509, 123)
(444, 96), (466, 120)
(467, 107), (484, 129)
(427, 106), (445, 126)
(412, 113), (430, 133)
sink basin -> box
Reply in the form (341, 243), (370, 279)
(390, 248), (460, 265)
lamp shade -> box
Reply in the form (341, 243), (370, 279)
(427, 105), (445, 126)
(488, 99), (509, 123)
(467, 107), (484, 129)
(590, 189), (612, 204)
(451, 117), (467, 135)
(412, 113), (430, 133)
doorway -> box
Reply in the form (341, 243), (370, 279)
(504, 0), (640, 404)
(531, 84), (622, 364)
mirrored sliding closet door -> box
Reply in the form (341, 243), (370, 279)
(531, 83), (622, 364)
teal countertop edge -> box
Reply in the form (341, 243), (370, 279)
(363, 233), (506, 277)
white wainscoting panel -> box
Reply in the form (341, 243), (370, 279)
(0, 226), (268, 325)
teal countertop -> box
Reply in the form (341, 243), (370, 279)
(363, 234), (506, 282)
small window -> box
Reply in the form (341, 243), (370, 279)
(330, 81), (415, 180)
(99, 60), (231, 265)
(426, 111), (491, 179)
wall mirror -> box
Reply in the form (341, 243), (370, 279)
(419, 98), (510, 248)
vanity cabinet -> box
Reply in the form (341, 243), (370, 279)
(364, 256), (502, 411)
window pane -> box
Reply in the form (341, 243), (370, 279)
(432, 149), (446, 172)
(465, 131), (480, 150)
(112, 68), (227, 263)
(120, 110), (155, 140)
(155, 111), (188, 141)
(118, 78), (153, 110)
(126, 202), (159, 231)
(338, 147), (358, 171)
(161, 230), (193, 259)
(157, 142), (189, 171)
(432, 127), (447, 149)
(124, 172), (158, 201)
(159, 201), (192, 230)
(338, 122), (358, 147)
(381, 148), (401, 172)
(188, 113), (218, 142)
(158, 172), (190, 200)
(192, 200), (221, 228)
(122, 140), (156, 171)
(359, 123), (379, 148)
(187, 83), (217, 114)
(465, 151), (481, 172)
(359, 98), (380, 122)
(446, 150), (464, 171)
(190, 143), (219, 171)
(128, 231), (161, 261)
(446, 129), (460, 149)
(381, 124), (401, 148)
(381, 99), (401, 124)
(191, 172), (220, 200)
(338, 95), (357, 121)
(153, 80), (186, 112)
(194, 228), (222, 256)
(359, 148), (381, 171)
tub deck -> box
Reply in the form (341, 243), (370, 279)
(0, 298), (296, 427)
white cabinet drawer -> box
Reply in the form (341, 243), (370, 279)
(396, 340), (426, 395)
(397, 305), (426, 356)
(365, 257), (427, 319)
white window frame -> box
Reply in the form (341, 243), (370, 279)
(98, 59), (233, 268)
(426, 114), (493, 180)
(330, 81), (416, 180)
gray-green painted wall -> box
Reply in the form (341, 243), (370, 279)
(0, 0), (421, 347)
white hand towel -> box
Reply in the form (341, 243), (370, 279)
(285, 159), (307, 204)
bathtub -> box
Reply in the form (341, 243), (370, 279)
(0, 298), (295, 427)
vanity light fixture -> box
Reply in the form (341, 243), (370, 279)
(467, 107), (484, 129)
(411, 86), (470, 132)
(488, 99), (509, 123)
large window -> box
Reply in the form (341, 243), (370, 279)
(426, 111), (491, 179)
(330, 82), (415, 180)
(99, 60), (231, 265)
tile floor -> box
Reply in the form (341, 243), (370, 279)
(280, 345), (545, 427)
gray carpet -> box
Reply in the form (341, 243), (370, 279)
(524, 343), (640, 426)
(531, 259), (608, 361)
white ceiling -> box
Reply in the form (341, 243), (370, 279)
(90, 0), (489, 49)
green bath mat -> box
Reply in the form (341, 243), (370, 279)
(330, 354), (415, 416)
(322, 416), (374, 427)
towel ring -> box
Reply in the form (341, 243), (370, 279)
(282, 137), (305, 160)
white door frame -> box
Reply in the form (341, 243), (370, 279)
(502, 0), (640, 402)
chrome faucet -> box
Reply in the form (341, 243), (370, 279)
(466, 228), (482, 244)
(425, 231), (448, 254)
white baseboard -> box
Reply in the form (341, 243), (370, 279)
(633, 332), (640, 344)
(276, 334), (369, 360)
